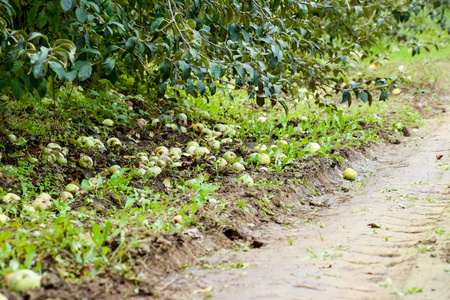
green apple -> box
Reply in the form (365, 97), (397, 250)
(147, 166), (162, 177)
(38, 193), (52, 201)
(102, 119), (114, 127)
(343, 168), (358, 180)
(231, 162), (245, 172)
(223, 151), (237, 164)
(79, 156), (93, 168)
(60, 191), (74, 200)
(3, 193), (21, 203)
(308, 142), (321, 154)
(215, 158), (228, 167)
(65, 184), (79, 194)
(0, 213), (10, 223)
(8, 269), (42, 292)
(107, 138), (122, 147)
(109, 165), (121, 174)
(193, 123), (205, 133)
(32, 198), (51, 210)
(259, 153), (271, 165)
(155, 146), (169, 157)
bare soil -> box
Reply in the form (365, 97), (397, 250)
(174, 103), (450, 299)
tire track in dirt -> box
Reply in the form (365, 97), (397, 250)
(182, 111), (450, 300)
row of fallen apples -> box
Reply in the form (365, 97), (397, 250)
(1, 117), (359, 216)
(0, 128), (358, 296)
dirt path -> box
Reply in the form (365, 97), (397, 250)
(181, 110), (450, 300)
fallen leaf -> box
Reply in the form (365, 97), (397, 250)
(368, 223), (381, 228)
(193, 285), (212, 293)
(436, 155), (443, 160)
(163, 178), (172, 187)
(320, 264), (332, 269)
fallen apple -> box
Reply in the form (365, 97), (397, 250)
(223, 151), (237, 164)
(254, 144), (267, 153)
(79, 156), (93, 168)
(210, 141), (221, 151)
(107, 137), (122, 147)
(156, 159), (167, 168)
(201, 128), (213, 137)
(32, 198), (51, 210)
(398, 65), (405, 72)
(109, 165), (121, 174)
(60, 191), (74, 200)
(0, 213), (10, 223)
(146, 166), (162, 178)
(343, 168), (358, 180)
(65, 184), (79, 194)
(186, 146), (197, 155)
(308, 142), (321, 154)
(133, 168), (147, 178)
(215, 158), (228, 167)
(195, 147), (208, 157)
(57, 154), (68, 165)
(23, 205), (36, 214)
(193, 123), (205, 133)
(231, 162), (245, 172)
(0, 293), (7, 300)
(38, 193), (52, 201)
(259, 153), (271, 165)
(102, 119), (114, 127)
(187, 141), (200, 147)
(214, 124), (227, 132)
(169, 147), (182, 156)
(240, 173), (254, 186)
(155, 146), (169, 157)
(8, 269), (42, 292)
(7, 134), (17, 143)
(3, 193), (21, 203)
(392, 88), (401, 95)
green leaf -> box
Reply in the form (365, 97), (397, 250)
(49, 61), (66, 80)
(76, 7), (87, 23)
(234, 65), (245, 80)
(126, 37), (138, 52)
(36, 10), (48, 28)
(80, 48), (101, 55)
(11, 77), (24, 100)
(256, 95), (265, 107)
(279, 100), (289, 116)
(341, 89), (350, 104)
(198, 81), (206, 95)
(102, 57), (115, 75)
(179, 60), (190, 79)
(31, 47), (50, 79)
(358, 91), (368, 103)
(210, 62), (221, 81)
(65, 70), (78, 82)
(209, 82), (216, 95)
(229, 24), (240, 42)
(159, 62), (171, 82)
(61, 0), (72, 12)
(78, 64), (92, 81)
(375, 79), (387, 87)
(379, 90), (388, 101)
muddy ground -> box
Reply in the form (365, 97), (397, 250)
(173, 100), (450, 299)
